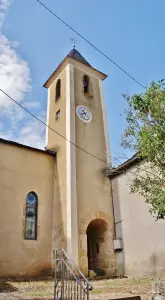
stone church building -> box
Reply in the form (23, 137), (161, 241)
(0, 48), (165, 278)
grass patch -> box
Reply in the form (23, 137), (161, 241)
(28, 291), (53, 297)
(93, 278), (153, 288)
(91, 288), (105, 294)
(1, 277), (164, 299)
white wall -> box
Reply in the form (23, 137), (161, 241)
(112, 165), (165, 277)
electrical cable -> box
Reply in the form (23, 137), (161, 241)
(35, 0), (146, 90)
(0, 88), (163, 183)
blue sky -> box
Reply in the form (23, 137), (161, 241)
(0, 0), (165, 166)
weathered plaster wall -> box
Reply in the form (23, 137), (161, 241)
(74, 66), (116, 276)
(45, 58), (116, 276)
(46, 68), (67, 251)
(112, 165), (165, 277)
(0, 142), (55, 278)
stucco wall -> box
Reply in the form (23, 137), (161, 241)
(74, 66), (116, 276)
(45, 59), (116, 276)
(46, 69), (67, 250)
(112, 165), (165, 277)
(0, 142), (55, 278)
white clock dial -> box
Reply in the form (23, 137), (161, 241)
(76, 105), (92, 123)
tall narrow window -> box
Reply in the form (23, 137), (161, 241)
(96, 243), (99, 254)
(83, 75), (89, 94)
(24, 192), (38, 240)
(56, 109), (60, 121)
(56, 79), (61, 100)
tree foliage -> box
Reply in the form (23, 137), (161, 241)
(122, 80), (165, 219)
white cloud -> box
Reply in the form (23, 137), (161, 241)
(0, 120), (3, 130)
(18, 111), (46, 149)
(0, 0), (46, 150)
(0, 0), (11, 28)
(0, 128), (13, 140)
(0, 34), (31, 109)
(24, 101), (41, 109)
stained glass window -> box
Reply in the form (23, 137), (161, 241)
(24, 192), (38, 240)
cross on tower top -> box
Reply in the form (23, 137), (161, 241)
(70, 38), (76, 49)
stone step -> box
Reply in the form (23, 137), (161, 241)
(106, 296), (141, 300)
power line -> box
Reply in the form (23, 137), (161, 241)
(0, 88), (110, 165)
(0, 88), (137, 172)
(33, 0), (151, 175)
(0, 88), (163, 184)
(35, 0), (146, 90)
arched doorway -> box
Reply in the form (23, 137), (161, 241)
(86, 219), (111, 276)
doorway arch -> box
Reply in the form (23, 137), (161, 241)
(86, 219), (111, 275)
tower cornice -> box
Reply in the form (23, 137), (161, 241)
(43, 53), (107, 88)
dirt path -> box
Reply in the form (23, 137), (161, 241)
(0, 277), (161, 300)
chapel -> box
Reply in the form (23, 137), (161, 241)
(0, 48), (165, 278)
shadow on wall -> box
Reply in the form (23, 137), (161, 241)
(0, 281), (17, 293)
(112, 179), (125, 277)
(87, 218), (113, 276)
(51, 160), (66, 272)
(150, 252), (165, 277)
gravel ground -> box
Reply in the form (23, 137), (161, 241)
(0, 277), (163, 300)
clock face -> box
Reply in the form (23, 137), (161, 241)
(76, 105), (92, 123)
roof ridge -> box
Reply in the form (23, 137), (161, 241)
(0, 137), (56, 156)
(68, 48), (91, 67)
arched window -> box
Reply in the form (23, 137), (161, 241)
(83, 75), (89, 94)
(24, 192), (38, 240)
(56, 79), (61, 100)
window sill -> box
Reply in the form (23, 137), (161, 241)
(55, 96), (61, 102)
(83, 92), (93, 98)
(22, 239), (39, 245)
(84, 92), (89, 96)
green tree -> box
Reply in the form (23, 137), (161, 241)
(122, 80), (165, 219)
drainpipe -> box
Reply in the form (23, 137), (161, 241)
(110, 179), (116, 240)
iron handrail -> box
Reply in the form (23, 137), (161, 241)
(62, 258), (87, 294)
(59, 248), (92, 291)
(53, 248), (93, 300)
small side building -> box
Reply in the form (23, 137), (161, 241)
(110, 155), (165, 277)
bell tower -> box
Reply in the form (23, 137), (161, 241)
(44, 48), (116, 276)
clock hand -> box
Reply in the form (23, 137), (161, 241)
(81, 111), (86, 116)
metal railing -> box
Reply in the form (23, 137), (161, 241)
(53, 248), (93, 300)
